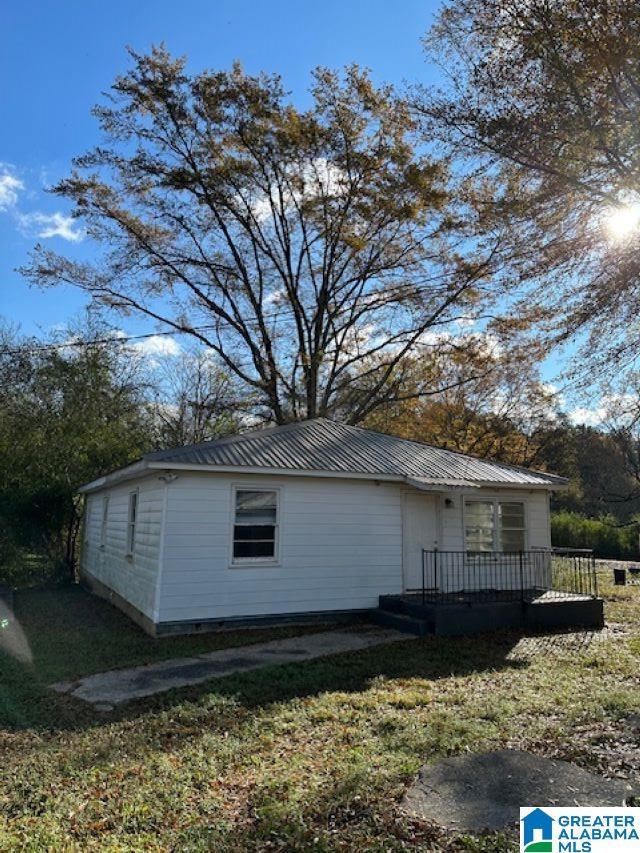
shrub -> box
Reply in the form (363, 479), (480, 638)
(551, 511), (639, 559)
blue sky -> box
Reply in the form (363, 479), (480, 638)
(1, 1), (582, 413)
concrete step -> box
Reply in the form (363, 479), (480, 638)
(377, 595), (408, 615)
(369, 608), (432, 636)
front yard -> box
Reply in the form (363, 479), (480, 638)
(1, 572), (639, 850)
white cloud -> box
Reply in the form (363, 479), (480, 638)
(0, 167), (83, 243)
(133, 335), (182, 359)
(0, 172), (23, 211)
(264, 288), (287, 306)
(17, 211), (84, 242)
(567, 393), (635, 427)
(243, 157), (348, 223)
(454, 315), (477, 329)
(568, 405), (607, 427)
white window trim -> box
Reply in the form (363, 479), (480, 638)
(463, 498), (528, 553)
(100, 495), (109, 549)
(126, 489), (139, 558)
(229, 484), (281, 567)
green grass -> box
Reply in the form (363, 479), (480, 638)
(0, 586), (326, 729)
(0, 570), (639, 850)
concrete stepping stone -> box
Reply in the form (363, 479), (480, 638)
(402, 749), (634, 831)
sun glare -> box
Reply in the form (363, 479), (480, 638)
(604, 204), (640, 240)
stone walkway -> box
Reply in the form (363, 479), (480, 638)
(50, 626), (408, 709)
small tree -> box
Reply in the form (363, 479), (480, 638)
(25, 47), (505, 424)
(0, 321), (151, 584)
(147, 348), (241, 448)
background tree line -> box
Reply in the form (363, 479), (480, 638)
(3, 311), (640, 586)
(6, 0), (640, 584)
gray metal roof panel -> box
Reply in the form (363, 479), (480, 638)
(144, 418), (567, 487)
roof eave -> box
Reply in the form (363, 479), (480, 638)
(145, 461), (405, 482)
(78, 459), (151, 493)
(79, 459), (567, 494)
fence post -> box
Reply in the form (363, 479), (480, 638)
(592, 553), (598, 598)
(519, 550), (524, 602)
(433, 547), (438, 603)
(422, 549), (425, 605)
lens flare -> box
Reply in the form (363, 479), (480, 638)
(605, 204), (640, 240)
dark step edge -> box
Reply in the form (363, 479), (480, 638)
(369, 608), (432, 636)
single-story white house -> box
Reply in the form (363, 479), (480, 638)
(79, 418), (570, 636)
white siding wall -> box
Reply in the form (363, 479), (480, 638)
(157, 472), (403, 623)
(82, 476), (165, 619)
(82, 470), (555, 627)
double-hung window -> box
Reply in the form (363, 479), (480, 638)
(464, 500), (525, 552)
(232, 488), (279, 562)
(126, 490), (138, 556)
(100, 496), (109, 548)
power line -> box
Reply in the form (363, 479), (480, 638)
(1, 273), (487, 357)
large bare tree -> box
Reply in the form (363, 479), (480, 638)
(26, 47), (503, 424)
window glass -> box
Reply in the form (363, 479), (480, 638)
(464, 500), (526, 552)
(499, 502), (525, 551)
(233, 490), (278, 560)
(100, 496), (109, 547)
(127, 491), (138, 555)
(464, 501), (494, 552)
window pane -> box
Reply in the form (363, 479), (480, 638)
(465, 501), (495, 551)
(465, 528), (494, 552)
(235, 490), (277, 524)
(234, 540), (275, 559)
(465, 501), (493, 523)
(127, 492), (137, 554)
(500, 502), (524, 526)
(234, 524), (275, 542)
(499, 502), (524, 551)
(501, 529), (525, 552)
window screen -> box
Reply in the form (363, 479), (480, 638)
(233, 489), (278, 560)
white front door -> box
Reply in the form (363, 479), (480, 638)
(403, 492), (438, 591)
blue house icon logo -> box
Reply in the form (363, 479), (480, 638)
(521, 808), (554, 852)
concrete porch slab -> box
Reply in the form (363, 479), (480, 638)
(50, 626), (409, 708)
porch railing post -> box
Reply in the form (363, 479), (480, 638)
(519, 550), (524, 602)
(433, 547), (438, 603)
(421, 549), (425, 605)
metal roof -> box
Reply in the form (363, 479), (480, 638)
(135, 417), (567, 488)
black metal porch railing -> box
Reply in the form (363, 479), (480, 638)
(419, 548), (598, 605)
